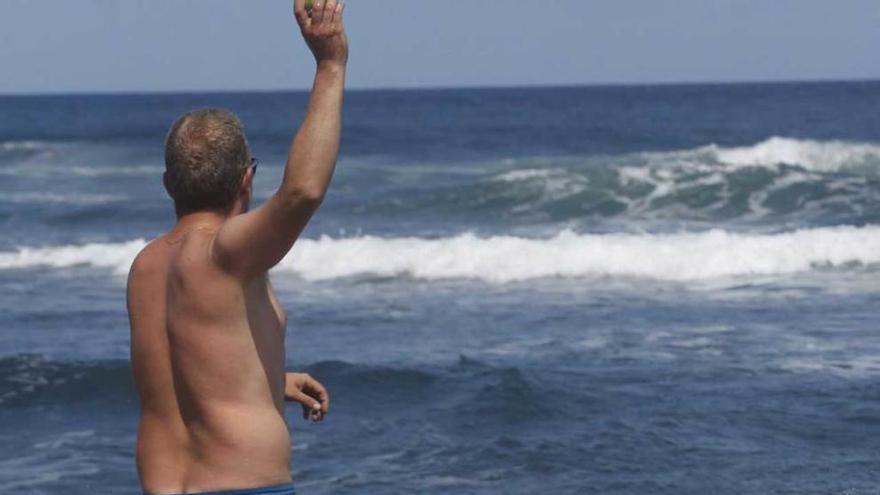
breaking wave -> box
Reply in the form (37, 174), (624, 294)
(709, 137), (880, 172)
(0, 240), (147, 274)
(454, 137), (880, 224)
(281, 227), (880, 282)
(642, 136), (880, 174)
(1, 226), (878, 283)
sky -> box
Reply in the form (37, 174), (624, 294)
(1, 0), (878, 94)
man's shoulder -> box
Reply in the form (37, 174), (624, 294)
(128, 237), (169, 282)
(129, 229), (234, 287)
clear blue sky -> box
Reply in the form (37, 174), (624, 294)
(1, 0), (878, 94)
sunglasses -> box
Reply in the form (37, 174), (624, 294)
(249, 157), (259, 176)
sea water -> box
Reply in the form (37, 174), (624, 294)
(1, 82), (879, 494)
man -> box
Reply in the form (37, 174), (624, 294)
(126, 1), (347, 494)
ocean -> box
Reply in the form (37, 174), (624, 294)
(1, 82), (879, 494)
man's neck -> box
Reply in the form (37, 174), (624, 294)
(174, 210), (228, 230)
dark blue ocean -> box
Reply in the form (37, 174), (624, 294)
(1, 82), (879, 494)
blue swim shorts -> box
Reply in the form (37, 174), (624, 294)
(146, 483), (296, 495)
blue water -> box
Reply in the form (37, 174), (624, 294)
(1, 82), (880, 494)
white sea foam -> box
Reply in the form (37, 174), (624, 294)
(3, 227), (878, 283)
(711, 137), (880, 172)
(490, 167), (590, 212)
(638, 137), (880, 174)
(0, 164), (162, 178)
(0, 140), (50, 152)
(493, 168), (567, 182)
(606, 137), (880, 220)
(282, 227), (880, 282)
(0, 240), (147, 275)
(69, 165), (162, 177)
(2, 192), (128, 205)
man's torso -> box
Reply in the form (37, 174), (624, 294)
(128, 227), (292, 494)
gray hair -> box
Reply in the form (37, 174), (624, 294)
(164, 108), (251, 216)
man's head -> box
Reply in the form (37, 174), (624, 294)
(164, 109), (253, 217)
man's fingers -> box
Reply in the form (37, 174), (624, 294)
(301, 403), (321, 420)
(324, 0), (338, 25)
(314, 1), (337, 29)
(293, 0), (310, 27)
(311, 1), (325, 24)
(287, 373), (329, 422)
(297, 0), (344, 36)
(333, 3), (345, 30)
(301, 402), (324, 422)
(289, 389), (321, 412)
(305, 376), (330, 413)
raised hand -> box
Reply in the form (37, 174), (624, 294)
(294, 0), (348, 67)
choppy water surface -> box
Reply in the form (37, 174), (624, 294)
(1, 82), (879, 494)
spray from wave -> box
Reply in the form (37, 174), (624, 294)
(631, 137), (880, 174)
(1, 227), (878, 283)
(708, 137), (880, 173)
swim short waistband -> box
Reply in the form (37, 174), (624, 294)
(145, 482), (296, 495)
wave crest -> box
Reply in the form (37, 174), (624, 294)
(282, 227), (880, 282)
(470, 138), (880, 224)
(633, 137), (880, 174)
(4, 227), (874, 283)
(0, 240), (146, 274)
(708, 137), (880, 172)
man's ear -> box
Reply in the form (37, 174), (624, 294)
(240, 167), (254, 194)
(163, 172), (173, 198)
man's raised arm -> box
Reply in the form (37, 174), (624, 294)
(213, 0), (348, 278)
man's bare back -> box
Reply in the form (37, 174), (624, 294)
(129, 222), (293, 492)
(127, 2), (348, 493)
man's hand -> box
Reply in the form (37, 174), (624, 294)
(285, 372), (330, 422)
(294, 0), (348, 67)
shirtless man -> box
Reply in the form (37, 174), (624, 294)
(126, 2), (347, 493)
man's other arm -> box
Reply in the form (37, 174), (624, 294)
(213, 0), (348, 278)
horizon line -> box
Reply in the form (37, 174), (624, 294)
(1, 76), (878, 98)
